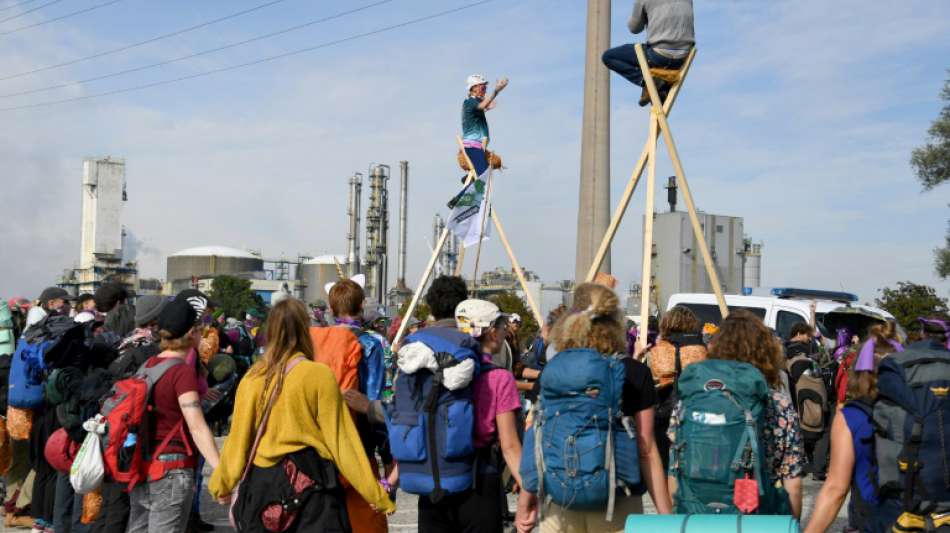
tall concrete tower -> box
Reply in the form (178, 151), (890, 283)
(80, 157), (126, 269)
(574, 0), (611, 281)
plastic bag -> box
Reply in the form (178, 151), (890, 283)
(80, 488), (103, 524)
(70, 430), (104, 494)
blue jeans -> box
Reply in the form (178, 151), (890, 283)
(601, 44), (686, 87)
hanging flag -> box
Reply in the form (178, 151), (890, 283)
(446, 169), (491, 248)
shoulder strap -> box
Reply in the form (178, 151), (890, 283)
(139, 357), (185, 390)
(237, 357), (305, 484)
(674, 344), (683, 381)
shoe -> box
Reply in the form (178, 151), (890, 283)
(189, 515), (216, 532)
(5, 513), (34, 529)
(638, 86), (650, 107)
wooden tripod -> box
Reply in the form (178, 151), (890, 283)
(584, 46), (728, 351)
(392, 137), (543, 346)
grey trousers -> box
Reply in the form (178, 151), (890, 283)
(126, 469), (194, 533)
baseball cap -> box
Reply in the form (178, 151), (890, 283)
(39, 287), (70, 304)
(455, 299), (501, 337)
(509, 313), (522, 324)
(466, 74), (487, 90)
(158, 295), (199, 339)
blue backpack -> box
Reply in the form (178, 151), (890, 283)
(873, 340), (950, 526)
(8, 336), (51, 409)
(385, 327), (480, 501)
(520, 348), (640, 522)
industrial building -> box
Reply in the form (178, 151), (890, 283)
(166, 246), (265, 293)
(59, 157), (141, 296)
(647, 178), (764, 312)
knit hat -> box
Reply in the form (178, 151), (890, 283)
(135, 295), (169, 327)
(94, 283), (127, 313)
(158, 296), (198, 339)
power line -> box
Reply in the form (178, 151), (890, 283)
(0, 0), (394, 97)
(0, 0), (125, 36)
(0, 0), (62, 24)
(0, 0), (41, 15)
(0, 0), (290, 81)
(1, 0), (496, 112)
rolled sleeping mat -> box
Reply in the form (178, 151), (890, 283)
(624, 514), (799, 533)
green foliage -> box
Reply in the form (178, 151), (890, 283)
(875, 281), (950, 330)
(911, 71), (950, 278)
(398, 299), (431, 322)
(489, 291), (539, 347)
(210, 275), (264, 319)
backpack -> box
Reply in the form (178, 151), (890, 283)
(99, 358), (187, 491)
(356, 329), (386, 402)
(520, 348), (640, 522)
(652, 334), (705, 424)
(786, 354), (828, 436)
(671, 359), (790, 515)
(7, 337), (50, 409)
(873, 341), (950, 525)
(385, 327), (480, 501)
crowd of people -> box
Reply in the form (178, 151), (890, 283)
(1, 275), (948, 533)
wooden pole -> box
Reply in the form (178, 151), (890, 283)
(393, 227), (452, 347)
(471, 168), (494, 286)
(638, 111), (659, 352)
(584, 48), (697, 282)
(454, 245), (466, 277)
(635, 44), (728, 319)
(491, 210), (544, 327)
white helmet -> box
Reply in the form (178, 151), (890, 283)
(455, 299), (500, 337)
(466, 74), (488, 91)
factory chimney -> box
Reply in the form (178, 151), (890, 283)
(397, 161), (409, 288)
(665, 176), (677, 213)
(346, 173), (362, 276)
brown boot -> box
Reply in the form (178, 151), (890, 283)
(5, 513), (34, 529)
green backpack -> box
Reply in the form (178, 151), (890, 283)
(0, 301), (15, 357)
(671, 359), (791, 515)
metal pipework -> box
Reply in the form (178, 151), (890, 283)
(397, 161), (409, 288)
(347, 173), (363, 276)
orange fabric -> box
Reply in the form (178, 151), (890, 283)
(199, 326), (219, 365)
(0, 416), (10, 474)
(345, 486), (388, 533)
(309, 326), (362, 391)
(80, 489), (102, 524)
(647, 340), (708, 389)
(6, 406), (32, 441)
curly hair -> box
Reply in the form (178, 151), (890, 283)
(707, 309), (783, 388)
(552, 283), (626, 355)
(659, 305), (700, 338)
(425, 276), (469, 320)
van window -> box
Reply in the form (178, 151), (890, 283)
(674, 304), (766, 327)
(776, 310), (808, 340)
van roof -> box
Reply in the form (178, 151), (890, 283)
(667, 293), (894, 319)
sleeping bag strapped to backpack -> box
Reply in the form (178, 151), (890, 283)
(670, 359), (790, 515)
(873, 340), (950, 529)
(0, 301), (16, 357)
(520, 348), (640, 522)
(385, 327), (479, 501)
(786, 354), (828, 438)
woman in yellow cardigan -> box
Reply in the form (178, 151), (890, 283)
(209, 298), (394, 532)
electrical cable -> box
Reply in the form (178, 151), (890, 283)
(0, 0), (394, 97)
(0, 0), (290, 81)
(0, 0), (125, 36)
(1, 0), (495, 112)
(0, 0), (41, 15)
(0, 0), (61, 24)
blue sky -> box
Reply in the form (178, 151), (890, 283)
(1, 0), (948, 305)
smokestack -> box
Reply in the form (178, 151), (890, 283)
(433, 214), (445, 276)
(665, 175), (677, 213)
(397, 161), (409, 288)
(347, 173), (362, 276)
(366, 164), (390, 304)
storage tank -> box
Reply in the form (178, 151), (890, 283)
(166, 246), (264, 292)
(298, 255), (348, 305)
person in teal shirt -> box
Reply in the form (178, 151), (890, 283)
(461, 73), (507, 175)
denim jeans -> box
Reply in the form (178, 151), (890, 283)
(126, 469), (194, 533)
(601, 44), (686, 87)
(53, 471), (89, 533)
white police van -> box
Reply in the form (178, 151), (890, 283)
(666, 288), (896, 341)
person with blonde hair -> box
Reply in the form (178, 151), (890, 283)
(517, 283), (671, 533)
(210, 298), (393, 532)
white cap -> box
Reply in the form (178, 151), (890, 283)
(466, 74), (487, 91)
(509, 313), (521, 324)
(455, 299), (501, 337)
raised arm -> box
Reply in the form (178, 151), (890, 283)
(477, 77), (508, 111)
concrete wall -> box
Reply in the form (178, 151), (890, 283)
(167, 255), (264, 292)
(80, 158), (125, 268)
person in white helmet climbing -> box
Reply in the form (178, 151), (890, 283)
(462, 74), (508, 176)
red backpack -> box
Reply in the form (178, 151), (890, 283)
(99, 358), (192, 491)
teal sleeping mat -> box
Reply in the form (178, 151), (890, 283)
(624, 514), (799, 533)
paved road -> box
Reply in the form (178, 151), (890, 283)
(193, 471), (849, 532)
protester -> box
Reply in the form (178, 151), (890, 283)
(125, 294), (221, 533)
(461, 73), (508, 175)
(94, 283), (134, 339)
(666, 309), (804, 518)
(804, 325), (904, 533)
(517, 283), (671, 533)
(644, 304), (706, 470)
(76, 294), (96, 313)
(602, 0), (695, 106)
(209, 298), (394, 532)
(27, 287), (71, 328)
